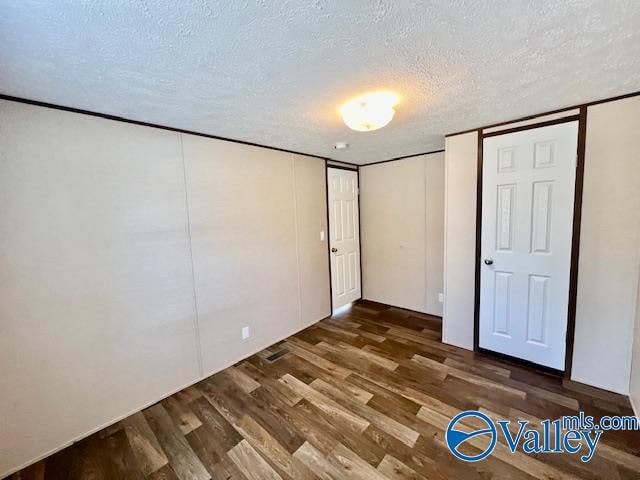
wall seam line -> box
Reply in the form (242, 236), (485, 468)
(625, 209), (640, 396)
(442, 142), (449, 343)
(179, 133), (204, 378)
(292, 155), (303, 328)
(424, 156), (429, 314)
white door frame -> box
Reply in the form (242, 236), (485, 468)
(474, 111), (586, 375)
(326, 164), (362, 311)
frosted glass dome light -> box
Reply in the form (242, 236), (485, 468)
(340, 91), (400, 132)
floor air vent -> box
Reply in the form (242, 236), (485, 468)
(265, 348), (289, 363)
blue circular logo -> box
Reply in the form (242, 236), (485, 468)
(445, 410), (497, 462)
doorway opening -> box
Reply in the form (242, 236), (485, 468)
(475, 113), (586, 374)
(326, 166), (362, 312)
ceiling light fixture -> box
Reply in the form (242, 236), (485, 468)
(339, 91), (400, 132)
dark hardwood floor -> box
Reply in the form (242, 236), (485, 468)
(8, 301), (640, 479)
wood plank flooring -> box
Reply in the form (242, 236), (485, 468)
(8, 301), (640, 480)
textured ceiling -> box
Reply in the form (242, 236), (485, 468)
(1, 1), (639, 164)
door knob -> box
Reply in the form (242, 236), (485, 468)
(331, 247), (338, 253)
(484, 258), (494, 265)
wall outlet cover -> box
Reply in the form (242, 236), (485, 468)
(242, 326), (250, 340)
(438, 293), (444, 303)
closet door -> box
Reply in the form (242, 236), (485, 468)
(479, 122), (578, 370)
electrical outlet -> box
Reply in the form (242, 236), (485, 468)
(320, 230), (326, 241)
(438, 293), (444, 303)
(242, 326), (250, 340)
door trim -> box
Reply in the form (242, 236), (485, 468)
(444, 89), (638, 137)
(325, 163), (362, 312)
(481, 115), (580, 138)
(473, 110), (587, 377)
(564, 106), (588, 375)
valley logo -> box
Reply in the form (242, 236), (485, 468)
(446, 410), (639, 463)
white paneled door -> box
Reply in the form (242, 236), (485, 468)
(479, 122), (578, 370)
(327, 167), (361, 310)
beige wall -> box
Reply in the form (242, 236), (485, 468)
(572, 97), (640, 394)
(442, 132), (478, 349)
(293, 155), (332, 327)
(0, 100), (330, 476)
(426, 155), (446, 315)
(442, 97), (640, 394)
(360, 152), (444, 315)
(631, 271), (640, 416)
